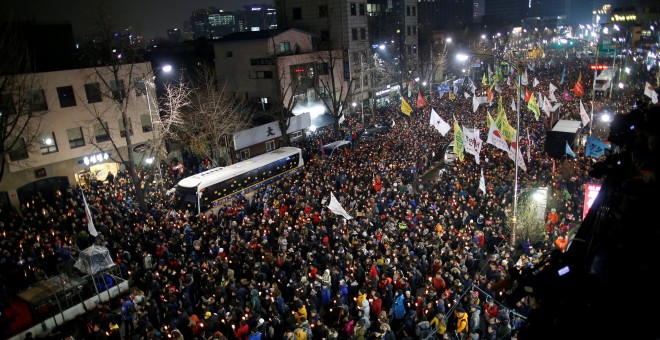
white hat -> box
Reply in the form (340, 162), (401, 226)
(258, 318), (265, 326)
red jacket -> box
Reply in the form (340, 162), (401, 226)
(234, 323), (249, 340)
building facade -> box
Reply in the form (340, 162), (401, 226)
(0, 63), (160, 209)
(213, 28), (346, 117)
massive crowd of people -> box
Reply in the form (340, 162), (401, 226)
(1, 50), (658, 340)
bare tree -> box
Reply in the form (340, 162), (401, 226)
(173, 64), (252, 166)
(76, 5), (155, 212)
(0, 20), (45, 183)
(313, 49), (355, 136)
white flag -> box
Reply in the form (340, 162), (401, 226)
(486, 122), (510, 153)
(507, 142), (527, 171)
(473, 96), (488, 113)
(542, 96), (553, 116)
(511, 98), (517, 112)
(462, 127), (483, 164)
(548, 91), (558, 103)
(327, 192), (352, 220)
(430, 108), (451, 136)
(551, 102), (560, 112)
(81, 189), (99, 237)
(579, 100), (590, 126)
(391, 118), (396, 128)
(464, 91), (471, 99)
(479, 169), (486, 194)
(644, 82), (658, 104)
(338, 113), (345, 126)
(549, 83), (557, 94)
(533, 77), (539, 88)
(521, 69), (529, 86)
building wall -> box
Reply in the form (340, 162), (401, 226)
(1, 62), (157, 208)
(214, 29), (346, 110)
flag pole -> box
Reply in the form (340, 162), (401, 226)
(512, 60), (522, 247)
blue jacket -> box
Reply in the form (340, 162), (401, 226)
(393, 294), (406, 320)
(121, 300), (134, 320)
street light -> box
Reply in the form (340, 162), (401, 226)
(144, 63), (172, 189)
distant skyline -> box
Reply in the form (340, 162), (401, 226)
(1, 0), (270, 40)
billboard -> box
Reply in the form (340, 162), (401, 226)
(583, 183), (602, 220)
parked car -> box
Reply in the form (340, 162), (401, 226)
(322, 140), (352, 157)
(360, 124), (390, 141)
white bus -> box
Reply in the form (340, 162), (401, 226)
(171, 147), (304, 215)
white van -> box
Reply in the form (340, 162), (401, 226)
(444, 142), (458, 164)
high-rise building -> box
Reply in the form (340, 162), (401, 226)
(191, 8), (238, 39)
(242, 4), (278, 31)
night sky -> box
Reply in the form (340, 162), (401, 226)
(1, 0), (267, 40)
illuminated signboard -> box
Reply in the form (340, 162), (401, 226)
(590, 64), (609, 70)
(582, 183), (602, 219)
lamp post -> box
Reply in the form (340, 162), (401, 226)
(144, 63), (172, 190)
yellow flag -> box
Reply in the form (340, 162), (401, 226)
(448, 92), (456, 100)
(453, 117), (465, 162)
(527, 93), (540, 120)
(494, 102), (509, 132)
(482, 73), (487, 86)
(501, 121), (518, 143)
(401, 97), (413, 116)
(487, 110), (494, 128)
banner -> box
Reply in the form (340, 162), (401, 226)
(582, 183), (602, 220)
(462, 127), (483, 164)
(328, 192), (353, 220)
(430, 108), (451, 136)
